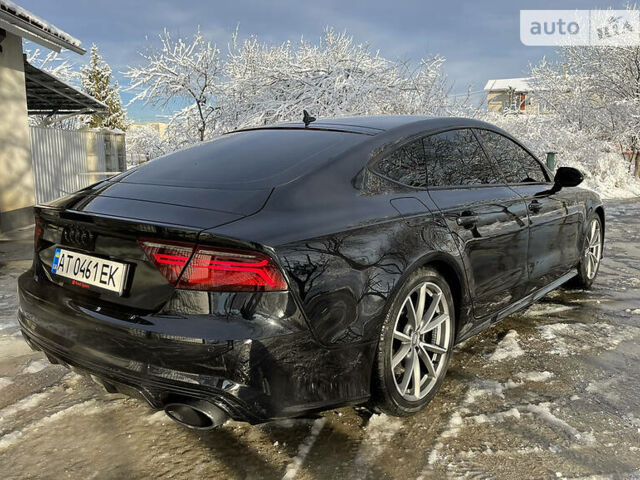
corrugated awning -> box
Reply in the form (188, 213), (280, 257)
(24, 60), (107, 115)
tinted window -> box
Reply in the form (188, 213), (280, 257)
(121, 129), (366, 189)
(374, 139), (426, 187)
(423, 129), (501, 186)
(474, 130), (549, 184)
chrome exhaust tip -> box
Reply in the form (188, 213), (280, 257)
(164, 399), (229, 430)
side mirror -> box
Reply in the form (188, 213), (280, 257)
(552, 167), (583, 192)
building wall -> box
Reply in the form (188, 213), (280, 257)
(129, 121), (168, 136)
(0, 32), (35, 232)
(487, 90), (544, 114)
(487, 91), (510, 112)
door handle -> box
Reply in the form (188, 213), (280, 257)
(528, 200), (542, 213)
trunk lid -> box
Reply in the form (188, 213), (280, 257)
(35, 181), (271, 313)
(49, 178), (272, 230)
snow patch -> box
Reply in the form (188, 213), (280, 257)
(463, 379), (519, 404)
(516, 371), (555, 383)
(0, 377), (13, 389)
(441, 411), (464, 439)
(488, 330), (524, 362)
(585, 377), (621, 402)
(524, 304), (574, 317)
(24, 359), (49, 374)
(0, 321), (18, 333)
(0, 399), (122, 451)
(282, 417), (326, 480)
(421, 377), (521, 472)
(0, 391), (50, 426)
(525, 402), (594, 445)
(348, 414), (402, 479)
(537, 322), (640, 356)
(469, 408), (521, 424)
(145, 410), (169, 425)
(0, 431), (22, 450)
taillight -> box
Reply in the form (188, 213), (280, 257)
(138, 239), (287, 292)
(138, 240), (195, 285)
(34, 217), (44, 251)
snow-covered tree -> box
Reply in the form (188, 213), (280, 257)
(27, 48), (79, 86)
(125, 125), (168, 161)
(218, 28), (450, 130)
(524, 5), (640, 179)
(476, 5), (640, 195)
(124, 27), (455, 144)
(81, 44), (128, 130)
(124, 28), (222, 144)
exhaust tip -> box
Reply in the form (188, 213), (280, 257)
(164, 399), (228, 430)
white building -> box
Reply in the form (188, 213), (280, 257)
(484, 77), (537, 113)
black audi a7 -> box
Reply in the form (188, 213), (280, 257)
(18, 115), (604, 428)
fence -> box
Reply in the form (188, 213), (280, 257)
(30, 127), (126, 204)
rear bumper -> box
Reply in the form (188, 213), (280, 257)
(18, 271), (373, 423)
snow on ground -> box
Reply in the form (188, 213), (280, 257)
(0, 392), (51, 427)
(463, 378), (519, 404)
(0, 399), (121, 451)
(524, 304), (575, 317)
(145, 410), (169, 425)
(537, 322), (640, 357)
(488, 330), (524, 361)
(283, 418), (326, 480)
(468, 407), (521, 424)
(516, 371), (555, 383)
(524, 403), (595, 445)
(348, 414), (402, 480)
(23, 359), (49, 374)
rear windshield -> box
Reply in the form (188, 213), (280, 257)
(120, 129), (366, 189)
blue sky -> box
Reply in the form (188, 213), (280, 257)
(18, 0), (631, 122)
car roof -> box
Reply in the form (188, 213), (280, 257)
(230, 115), (501, 136)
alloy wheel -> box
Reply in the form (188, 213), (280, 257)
(390, 282), (452, 401)
(585, 219), (602, 280)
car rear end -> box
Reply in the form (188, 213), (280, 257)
(20, 202), (315, 424)
(17, 127), (373, 425)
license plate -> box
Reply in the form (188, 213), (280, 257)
(51, 248), (129, 295)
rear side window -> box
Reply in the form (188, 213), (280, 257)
(373, 139), (427, 187)
(423, 129), (501, 187)
(474, 129), (549, 184)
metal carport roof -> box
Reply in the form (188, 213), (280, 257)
(24, 59), (107, 116)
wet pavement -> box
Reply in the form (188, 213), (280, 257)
(1, 200), (639, 480)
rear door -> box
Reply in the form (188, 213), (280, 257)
(473, 129), (582, 292)
(423, 129), (530, 319)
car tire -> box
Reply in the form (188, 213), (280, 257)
(371, 267), (455, 417)
(573, 214), (603, 289)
